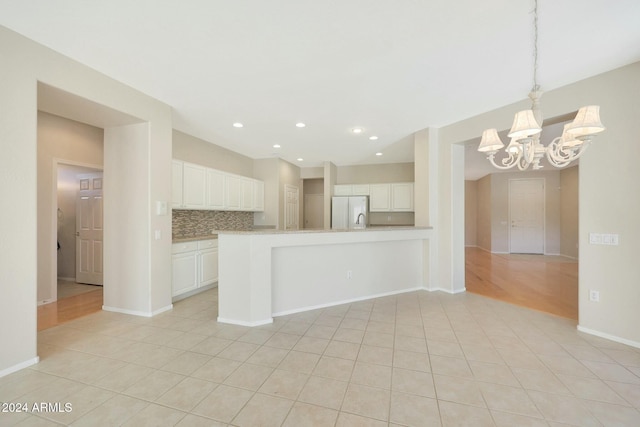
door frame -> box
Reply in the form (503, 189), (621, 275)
(508, 177), (546, 254)
(50, 158), (103, 303)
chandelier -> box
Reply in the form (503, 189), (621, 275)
(478, 0), (605, 171)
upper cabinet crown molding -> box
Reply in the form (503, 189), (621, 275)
(172, 160), (264, 212)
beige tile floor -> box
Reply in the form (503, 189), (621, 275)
(3, 289), (640, 426)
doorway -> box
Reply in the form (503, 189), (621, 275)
(509, 178), (544, 254)
(284, 184), (299, 230)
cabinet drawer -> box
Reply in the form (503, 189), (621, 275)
(172, 241), (198, 254)
(198, 239), (218, 250)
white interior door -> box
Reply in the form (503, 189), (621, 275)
(76, 176), (104, 285)
(284, 184), (299, 230)
(509, 178), (544, 254)
(304, 194), (324, 229)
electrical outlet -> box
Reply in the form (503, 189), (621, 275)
(589, 290), (600, 302)
(347, 270), (352, 279)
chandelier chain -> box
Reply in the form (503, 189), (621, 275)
(532, 0), (539, 92)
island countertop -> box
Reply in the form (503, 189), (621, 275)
(214, 225), (432, 235)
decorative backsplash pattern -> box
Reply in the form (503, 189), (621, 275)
(172, 210), (254, 238)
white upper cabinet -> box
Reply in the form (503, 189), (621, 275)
(172, 162), (207, 209)
(173, 160), (264, 212)
(351, 184), (370, 196)
(224, 174), (242, 210)
(369, 184), (391, 212)
(172, 160), (184, 208)
(391, 183), (414, 211)
(253, 180), (264, 211)
(240, 177), (254, 211)
(206, 169), (225, 209)
(334, 185), (352, 196)
(337, 182), (414, 212)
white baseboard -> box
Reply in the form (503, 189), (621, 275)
(217, 317), (273, 327)
(0, 356), (39, 378)
(272, 286), (424, 318)
(102, 304), (173, 318)
(577, 325), (640, 349)
(57, 276), (76, 282)
(424, 286), (467, 294)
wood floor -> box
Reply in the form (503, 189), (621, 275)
(37, 285), (103, 331)
(465, 246), (578, 320)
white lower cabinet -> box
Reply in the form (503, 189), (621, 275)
(172, 239), (218, 298)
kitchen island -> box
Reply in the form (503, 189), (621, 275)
(217, 227), (433, 326)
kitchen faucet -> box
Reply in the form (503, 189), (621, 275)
(356, 213), (365, 225)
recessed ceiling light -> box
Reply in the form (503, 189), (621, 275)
(296, 123), (306, 128)
(297, 158), (304, 162)
(273, 144), (281, 148)
(233, 122), (243, 128)
(352, 128), (363, 134)
(369, 136), (378, 141)
(376, 152), (383, 156)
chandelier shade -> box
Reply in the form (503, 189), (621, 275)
(508, 110), (542, 139)
(478, 129), (505, 152)
(565, 105), (605, 136)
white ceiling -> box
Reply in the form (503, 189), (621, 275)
(1, 0), (639, 175)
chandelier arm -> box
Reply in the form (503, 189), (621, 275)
(517, 154), (531, 171)
(545, 137), (590, 167)
(486, 152), (522, 170)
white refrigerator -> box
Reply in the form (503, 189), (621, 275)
(331, 196), (368, 230)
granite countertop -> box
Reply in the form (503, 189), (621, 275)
(173, 225), (431, 242)
(213, 226), (432, 235)
(172, 234), (218, 243)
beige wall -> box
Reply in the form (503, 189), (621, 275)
(172, 130), (254, 176)
(464, 180), (477, 246)
(560, 166), (579, 258)
(476, 175), (492, 252)
(1, 26), (173, 376)
(303, 178), (324, 194)
(252, 158), (302, 229)
(437, 62), (640, 345)
(253, 158), (279, 228)
(38, 112), (104, 302)
(337, 162), (414, 184)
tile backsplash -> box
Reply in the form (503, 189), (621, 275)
(172, 210), (253, 238)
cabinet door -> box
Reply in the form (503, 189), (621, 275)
(172, 252), (198, 296)
(199, 248), (218, 287)
(171, 160), (183, 208)
(351, 184), (370, 196)
(240, 178), (253, 211)
(334, 185), (352, 196)
(391, 183), (414, 211)
(206, 169), (225, 210)
(369, 184), (391, 211)
(225, 174), (242, 210)
(253, 179), (264, 211)
(182, 163), (207, 209)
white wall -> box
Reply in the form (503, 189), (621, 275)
(0, 26), (172, 376)
(436, 62), (640, 346)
